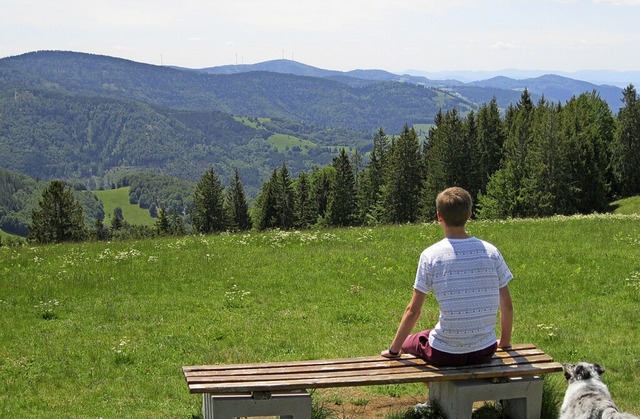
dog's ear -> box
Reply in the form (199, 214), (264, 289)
(562, 363), (575, 381)
(574, 363), (591, 380)
(593, 363), (605, 376)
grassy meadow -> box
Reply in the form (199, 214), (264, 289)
(94, 187), (155, 227)
(268, 133), (317, 153)
(1, 214), (639, 418)
(0, 229), (22, 245)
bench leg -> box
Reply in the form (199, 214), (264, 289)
(429, 376), (544, 419)
(429, 381), (474, 419)
(500, 380), (543, 419)
(202, 390), (312, 419)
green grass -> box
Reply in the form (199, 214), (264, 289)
(268, 133), (317, 153)
(1, 215), (639, 417)
(0, 229), (24, 245)
(412, 124), (435, 138)
(610, 195), (640, 215)
(234, 115), (271, 129)
(94, 187), (155, 226)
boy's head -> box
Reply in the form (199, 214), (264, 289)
(436, 187), (472, 227)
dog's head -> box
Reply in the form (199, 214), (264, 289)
(562, 362), (605, 383)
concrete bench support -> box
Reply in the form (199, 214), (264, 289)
(429, 375), (544, 419)
(185, 344), (561, 419)
(202, 389), (312, 419)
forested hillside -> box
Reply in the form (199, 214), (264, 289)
(0, 51), (625, 193)
(1, 51), (637, 242)
(0, 84), (367, 195)
(200, 58), (624, 111)
(0, 169), (103, 237)
(0, 51), (475, 132)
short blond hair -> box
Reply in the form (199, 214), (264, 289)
(436, 187), (472, 227)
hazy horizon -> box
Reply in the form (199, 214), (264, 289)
(3, 0), (639, 76)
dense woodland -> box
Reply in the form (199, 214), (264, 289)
(2, 50), (625, 197)
(250, 86), (639, 231)
(6, 85), (639, 244)
(1, 52), (639, 243)
(0, 84), (370, 196)
(0, 51), (496, 132)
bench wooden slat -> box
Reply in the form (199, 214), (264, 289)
(188, 361), (562, 393)
(183, 344), (562, 394)
(183, 344), (539, 373)
(184, 353), (555, 384)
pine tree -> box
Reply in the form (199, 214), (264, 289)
(309, 166), (335, 225)
(475, 97), (505, 194)
(110, 209), (123, 231)
(255, 169), (279, 230)
(357, 128), (388, 224)
(155, 206), (171, 235)
(294, 171), (314, 229)
(93, 216), (109, 241)
(328, 149), (356, 226)
(191, 166), (226, 234)
(480, 90), (534, 218)
(225, 168), (251, 231)
(611, 84), (640, 198)
(276, 162), (296, 230)
(422, 109), (468, 219)
(561, 92), (614, 213)
(28, 180), (86, 244)
(521, 99), (567, 216)
(351, 149), (364, 193)
(463, 111), (479, 196)
(384, 125), (422, 223)
(170, 210), (186, 236)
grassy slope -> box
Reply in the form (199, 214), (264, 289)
(93, 187), (155, 227)
(0, 230), (19, 243)
(1, 214), (639, 417)
(268, 133), (317, 153)
(611, 195), (640, 215)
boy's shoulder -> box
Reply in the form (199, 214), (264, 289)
(423, 237), (500, 255)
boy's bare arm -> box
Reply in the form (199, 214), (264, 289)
(381, 289), (426, 358)
(498, 285), (513, 348)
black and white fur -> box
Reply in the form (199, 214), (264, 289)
(560, 362), (638, 419)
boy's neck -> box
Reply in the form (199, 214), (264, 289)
(437, 212), (471, 239)
(442, 225), (470, 239)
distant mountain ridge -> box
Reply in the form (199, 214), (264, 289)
(0, 51), (487, 134)
(0, 50), (632, 194)
(195, 59), (456, 87)
(404, 68), (640, 88)
(468, 74), (625, 111)
(193, 58), (625, 111)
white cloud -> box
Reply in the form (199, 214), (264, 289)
(491, 41), (518, 50)
(593, 0), (640, 5)
(2, 0), (640, 71)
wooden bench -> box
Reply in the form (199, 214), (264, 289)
(183, 343), (562, 419)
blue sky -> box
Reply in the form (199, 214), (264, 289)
(2, 0), (639, 73)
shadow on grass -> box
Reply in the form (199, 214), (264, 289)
(606, 203), (621, 213)
(382, 377), (562, 419)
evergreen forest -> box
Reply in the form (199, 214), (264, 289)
(3, 85), (639, 244)
(1, 51), (639, 243)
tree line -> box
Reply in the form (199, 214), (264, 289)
(20, 85), (640, 245)
(241, 86), (640, 230)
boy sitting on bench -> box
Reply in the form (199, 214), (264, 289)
(381, 186), (514, 367)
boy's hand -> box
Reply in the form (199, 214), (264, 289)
(381, 349), (401, 358)
(497, 339), (512, 349)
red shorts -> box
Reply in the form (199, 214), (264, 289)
(401, 330), (497, 367)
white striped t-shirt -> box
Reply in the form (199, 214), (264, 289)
(414, 237), (513, 354)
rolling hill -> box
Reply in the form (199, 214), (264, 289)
(0, 51), (474, 132)
(0, 50), (628, 196)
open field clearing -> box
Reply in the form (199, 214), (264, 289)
(1, 214), (639, 417)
